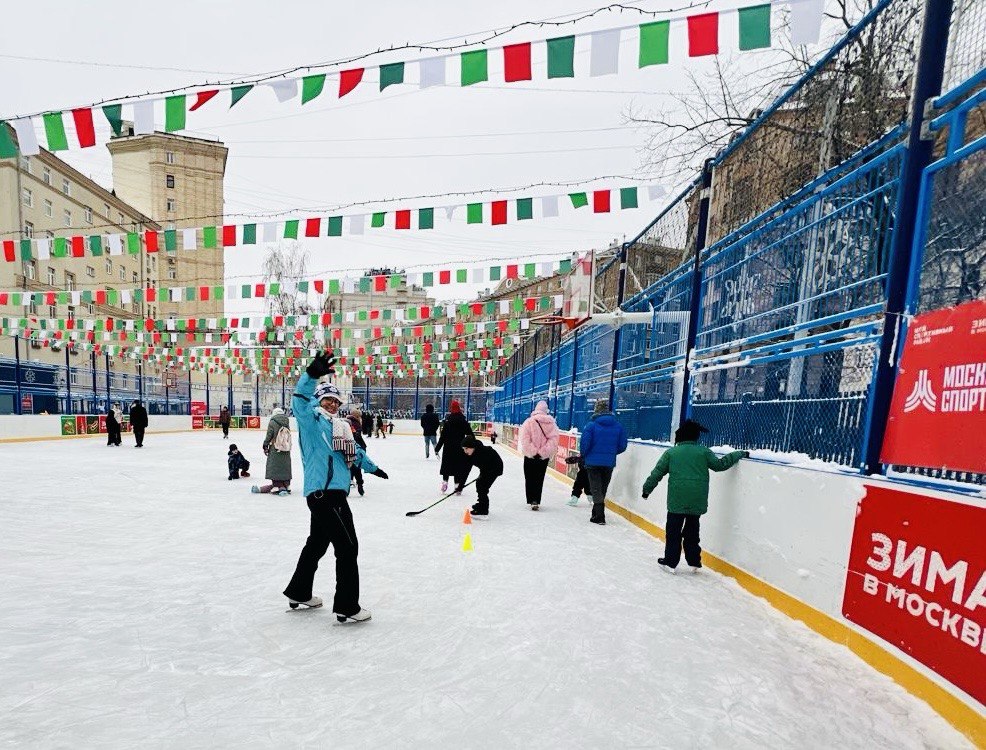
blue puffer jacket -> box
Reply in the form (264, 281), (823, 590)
(579, 413), (628, 468)
(292, 373), (378, 496)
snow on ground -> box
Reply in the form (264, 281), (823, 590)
(0, 431), (971, 749)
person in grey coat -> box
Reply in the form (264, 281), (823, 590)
(252, 407), (292, 495)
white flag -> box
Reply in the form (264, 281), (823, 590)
(268, 79), (299, 103)
(419, 57), (447, 89)
(499, 300), (510, 314)
(647, 184), (667, 201)
(590, 29), (621, 77)
(348, 214), (366, 235)
(539, 262), (552, 277)
(11, 118), (39, 156)
(71, 291), (81, 305)
(540, 196), (559, 218)
(121, 289), (131, 305)
(520, 318), (530, 330)
(471, 267), (484, 283)
(444, 205), (457, 221)
(790, 0), (824, 46)
(133, 100), (155, 135)
(36, 237), (51, 260)
(263, 222), (277, 243)
(182, 228), (197, 250)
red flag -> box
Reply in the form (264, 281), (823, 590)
(71, 236), (85, 257)
(339, 69), (364, 97)
(506, 264), (519, 279)
(1, 240), (13, 262)
(687, 12), (719, 56)
(71, 108), (96, 147)
(190, 90), (219, 111)
(45, 291), (56, 305)
(593, 190), (611, 213)
(222, 225), (237, 246)
(254, 283), (265, 297)
(525, 297), (537, 311)
(420, 306), (430, 318)
(439, 270), (451, 285)
(395, 210), (411, 230)
(471, 303), (483, 315)
(95, 290), (106, 305)
(0, 293), (7, 304)
(146, 287), (156, 302)
(369, 309), (380, 320)
(491, 200), (508, 225)
(374, 275), (387, 292)
(144, 230), (158, 253)
(314, 279), (324, 294)
(305, 218), (321, 237)
(414, 326), (424, 337)
(503, 43), (533, 82)
(274, 315), (284, 327)
(200, 286), (210, 301)
(321, 313), (331, 325)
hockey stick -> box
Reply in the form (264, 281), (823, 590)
(406, 479), (477, 517)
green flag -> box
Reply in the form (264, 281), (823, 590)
(164, 229), (177, 252)
(43, 112), (69, 151)
(242, 224), (256, 244)
(380, 63), (405, 91)
(569, 192), (589, 208)
(620, 187), (639, 209)
(327, 216), (343, 237)
(489, 265), (501, 281)
(19, 239), (32, 261)
(202, 226), (217, 248)
(126, 233), (140, 254)
(165, 95), (186, 132)
(639, 21), (670, 67)
(230, 85), (253, 107)
(371, 212), (385, 228)
(547, 36), (575, 78)
(418, 208), (434, 230)
(461, 50), (488, 86)
(467, 204), (483, 224)
(102, 104), (124, 136)
(284, 219), (299, 239)
(516, 198), (533, 220)
(0, 123), (18, 158)
(422, 272), (434, 287)
(301, 74), (327, 104)
(738, 5), (772, 50)
(89, 235), (103, 256)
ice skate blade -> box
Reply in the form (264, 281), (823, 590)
(658, 564), (676, 575)
(334, 612), (372, 624)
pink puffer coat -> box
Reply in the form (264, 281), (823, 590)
(519, 401), (560, 460)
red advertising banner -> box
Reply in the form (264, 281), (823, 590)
(192, 416), (204, 430)
(555, 433), (578, 474)
(190, 401), (207, 416)
(247, 416), (261, 429)
(881, 299), (986, 473)
(842, 484), (986, 704)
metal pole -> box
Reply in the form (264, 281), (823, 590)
(255, 372), (260, 415)
(365, 377), (370, 413)
(14, 335), (23, 415)
(281, 374), (286, 410)
(465, 372), (472, 420)
(137, 360), (143, 403)
(678, 158), (715, 426)
(206, 368), (211, 414)
(65, 344), (71, 414)
(607, 245), (630, 410)
(187, 369), (192, 416)
(441, 373), (447, 414)
(104, 352), (111, 413)
(414, 373), (420, 416)
(862, 0), (954, 475)
(568, 328), (579, 431)
(227, 371), (233, 413)
(389, 376), (395, 415)
(91, 350), (97, 415)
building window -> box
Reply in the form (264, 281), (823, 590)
(42, 167), (51, 185)
(120, 267), (126, 281)
(67, 306), (76, 320)
(84, 206), (93, 224)
(24, 260), (36, 280)
(63, 209), (72, 227)
(103, 203), (110, 218)
(165, 151), (176, 164)
(61, 178), (70, 196)
(49, 304), (57, 318)
(105, 258), (113, 274)
(29, 300), (38, 316)
(86, 304), (94, 315)
(118, 212), (124, 226)
(65, 272), (76, 290)
(20, 155), (30, 173)
(86, 265), (95, 278)
(47, 267), (56, 285)
(168, 268), (177, 280)
(22, 188), (32, 207)
(43, 199), (53, 218)
(166, 174), (175, 189)
(24, 221), (34, 238)
(132, 271), (138, 283)
(166, 198), (176, 212)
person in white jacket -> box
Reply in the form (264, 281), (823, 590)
(518, 400), (560, 510)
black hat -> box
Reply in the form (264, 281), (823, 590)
(461, 435), (480, 449)
(228, 444), (239, 452)
(674, 419), (708, 443)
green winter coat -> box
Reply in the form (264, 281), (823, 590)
(263, 413), (293, 482)
(642, 441), (745, 515)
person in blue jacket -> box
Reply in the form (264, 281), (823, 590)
(282, 352), (388, 623)
(578, 399), (628, 525)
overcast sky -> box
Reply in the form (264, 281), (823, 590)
(2, 0), (826, 318)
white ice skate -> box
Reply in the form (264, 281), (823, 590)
(566, 496), (579, 506)
(657, 559), (677, 575)
(287, 596), (323, 610)
(334, 608), (372, 623)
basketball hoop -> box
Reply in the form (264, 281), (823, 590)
(530, 314), (588, 331)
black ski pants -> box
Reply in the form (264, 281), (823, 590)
(523, 456), (550, 505)
(586, 466), (614, 522)
(472, 473), (499, 513)
(133, 426), (145, 447)
(350, 463), (364, 490)
(663, 512), (702, 568)
(284, 490), (360, 617)
(571, 466), (588, 498)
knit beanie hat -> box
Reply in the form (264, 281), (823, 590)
(593, 400), (609, 414)
(461, 435), (480, 449)
(450, 400), (462, 413)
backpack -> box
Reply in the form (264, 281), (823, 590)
(273, 425), (292, 452)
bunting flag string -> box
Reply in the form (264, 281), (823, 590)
(0, 1), (822, 157)
(0, 256), (579, 303)
(0, 186), (651, 259)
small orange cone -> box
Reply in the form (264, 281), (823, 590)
(462, 509), (472, 525)
(462, 533), (473, 552)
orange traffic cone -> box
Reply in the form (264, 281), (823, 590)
(462, 508), (472, 525)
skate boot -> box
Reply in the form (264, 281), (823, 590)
(287, 596), (323, 610)
(357, 484), (365, 496)
(335, 608), (372, 623)
(250, 485), (260, 494)
(276, 489), (291, 496)
(658, 558), (677, 574)
(531, 503), (540, 511)
(566, 495), (579, 506)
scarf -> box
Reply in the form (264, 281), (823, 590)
(317, 407), (357, 467)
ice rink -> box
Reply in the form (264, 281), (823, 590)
(0, 430), (971, 749)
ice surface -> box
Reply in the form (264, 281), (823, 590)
(0, 432), (972, 749)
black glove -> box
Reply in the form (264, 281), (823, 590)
(642, 491), (650, 499)
(565, 455), (580, 465)
(741, 451), (751, 459)
(306, 351), (336, 379)
(372, 468), (389, 479)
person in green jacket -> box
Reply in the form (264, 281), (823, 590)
(641, 419), (748, 573)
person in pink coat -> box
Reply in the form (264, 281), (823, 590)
(519, 400), (560, 510)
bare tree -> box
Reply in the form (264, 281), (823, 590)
(262, 241), (315, 317)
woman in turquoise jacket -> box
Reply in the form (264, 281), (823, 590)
(283, 352), (388, 623)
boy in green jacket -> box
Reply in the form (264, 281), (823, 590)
(641, 420), (748, 573)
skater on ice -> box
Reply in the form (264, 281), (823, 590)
(641, 419), (748, 573)
(346, 409), (367, 496)
(564, 453), (589, 507)
(435, 399), (473, 493)
(459, 435), (503, 517)
(579, 400), (628, 525)
(219, 406), (231, 439)
(252, 407), (291, 495)
(420, 403), (440, 459)
(105, 406), (121, 447)
(519, 400), (559, 511)
(227, 444), (251, 480)
(130, 400), (148, 448)
(282, 352), (388, 623)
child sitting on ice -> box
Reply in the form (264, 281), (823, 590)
(641, 420), (747, 573)
(459, 435), (503, 517)
(227, 444), (251, 480)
